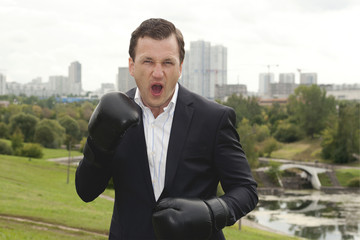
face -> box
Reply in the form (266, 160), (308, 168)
(129, 34), (182, 114)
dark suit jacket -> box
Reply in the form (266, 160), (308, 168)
(76, 84), (258, 240)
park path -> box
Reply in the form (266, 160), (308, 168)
(0, 214), (107, 238)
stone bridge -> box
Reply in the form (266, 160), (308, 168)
(279, 164), (330, 190)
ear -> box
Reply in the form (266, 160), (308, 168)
(179, 61), (183, 76)
(129, 57), (135, 77)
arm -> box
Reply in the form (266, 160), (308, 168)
(215, 107), (258, 224)
(75, 92), (140, 202)
(75, 138), (113, 202)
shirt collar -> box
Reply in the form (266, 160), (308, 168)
(134, 83), (179, 113)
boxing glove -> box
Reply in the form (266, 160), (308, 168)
(86, 91), (140, 152)
(152, 197), (229, 240)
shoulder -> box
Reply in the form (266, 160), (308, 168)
(178, 84), (234, 114)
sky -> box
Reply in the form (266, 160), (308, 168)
(1, 0), (359, 92)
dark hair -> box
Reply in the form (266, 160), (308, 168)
(129, 18), (185, 64)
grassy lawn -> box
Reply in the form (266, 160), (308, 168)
(0, 152), (300, 239)
(318, 172), (332, 186)
(271, 138), (324, 162)
(42, 148), (83, 159)
(0, 217), (107, 240)
(0, 154), (113, 234)
(335, 168), (360, 187)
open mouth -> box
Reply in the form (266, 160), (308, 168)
(151, 84), (163, 96)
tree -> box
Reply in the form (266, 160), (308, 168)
(222, 94), (263, 126)
(59, 115), (80, 149)
(262, 137), (279, 157)
(80, 101), (95, 121)
(266, 102), (288, 134)
(34, 119), (65, 148)
(273, 121), (303, 143)
(9, 113), (39, 142)
(11, 127), (24, 155)
(253, 124), (270, 142)
(0, 122), (9, 138)
(287, 85), (336, 138)
(77, 119), (89, 139)
(322, 102), (360, 163)
(59, 115), (80, 139)
(237, 118), (258, 167)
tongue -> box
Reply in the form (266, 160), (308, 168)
(152, 85), (162, 94)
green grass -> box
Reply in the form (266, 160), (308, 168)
(0, 154), (113, 234)
(41, 148), (83, 159)
(271, 138), (323, 162)
(271, 142), (310, 160)
(318, 172), (332, 186)
(0, 153), (299, 239)
(0, 217), (107, 240)
(335, 168), (360, 187)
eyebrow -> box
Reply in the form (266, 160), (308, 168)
(139, 56), (177, 62)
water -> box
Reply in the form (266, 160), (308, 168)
(246, 190), (360, 240)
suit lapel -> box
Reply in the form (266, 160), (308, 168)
(163, 86), (194, 193)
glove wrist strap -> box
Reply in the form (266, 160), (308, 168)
(204, 197), (229, 232)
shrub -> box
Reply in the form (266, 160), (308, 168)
(21, 143), (43, 158)
(274, 122), (303, 143)
(262, 137), (279, 157)
(266, 161), (282, 185)
(11, 127), (24, 154)
(0, 140), (13, 155)
(347, 177), (360, 188)
(0, 122), (9, 138)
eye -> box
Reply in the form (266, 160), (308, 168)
(143, 59), (153, 64)
(164, 60), (174, 65)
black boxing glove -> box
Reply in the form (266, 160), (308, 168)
(152, 197), (229, 240)
(88, 91), (140, 151)
(83, 92), (140, 166)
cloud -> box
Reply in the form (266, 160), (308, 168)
(1, 0), (359, 92)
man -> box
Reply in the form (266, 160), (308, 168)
(76, 18), (258, 240)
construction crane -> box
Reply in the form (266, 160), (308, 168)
(266, 64), (279, 75)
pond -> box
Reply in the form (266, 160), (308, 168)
(246, 190), (360, 240)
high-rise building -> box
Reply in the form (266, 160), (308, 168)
(6, 81), (22, 96)
(279, 73), (295, 84)
(210, 45), (227, 86)
(68, 61), (82, 95)
(258, 73), (274, 97)
(215, 84), (247, 101)
(49, 76), (68, 96)
(180, 40), (227, 99)
(300, 72), (317, 85)
(117, 67), (136, 92)
(23, 77), (48, 97)
(101, 83), (116, 94)
(0, 73), (6, 95)
(270, 82), (298, 98)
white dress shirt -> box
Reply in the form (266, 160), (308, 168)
(134, 84), (178, 201)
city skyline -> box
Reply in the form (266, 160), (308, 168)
(1, 0), (359, 92)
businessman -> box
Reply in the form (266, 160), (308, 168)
(75, 18), (258, 240)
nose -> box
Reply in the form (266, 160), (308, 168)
(152, 63), (164, 78)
